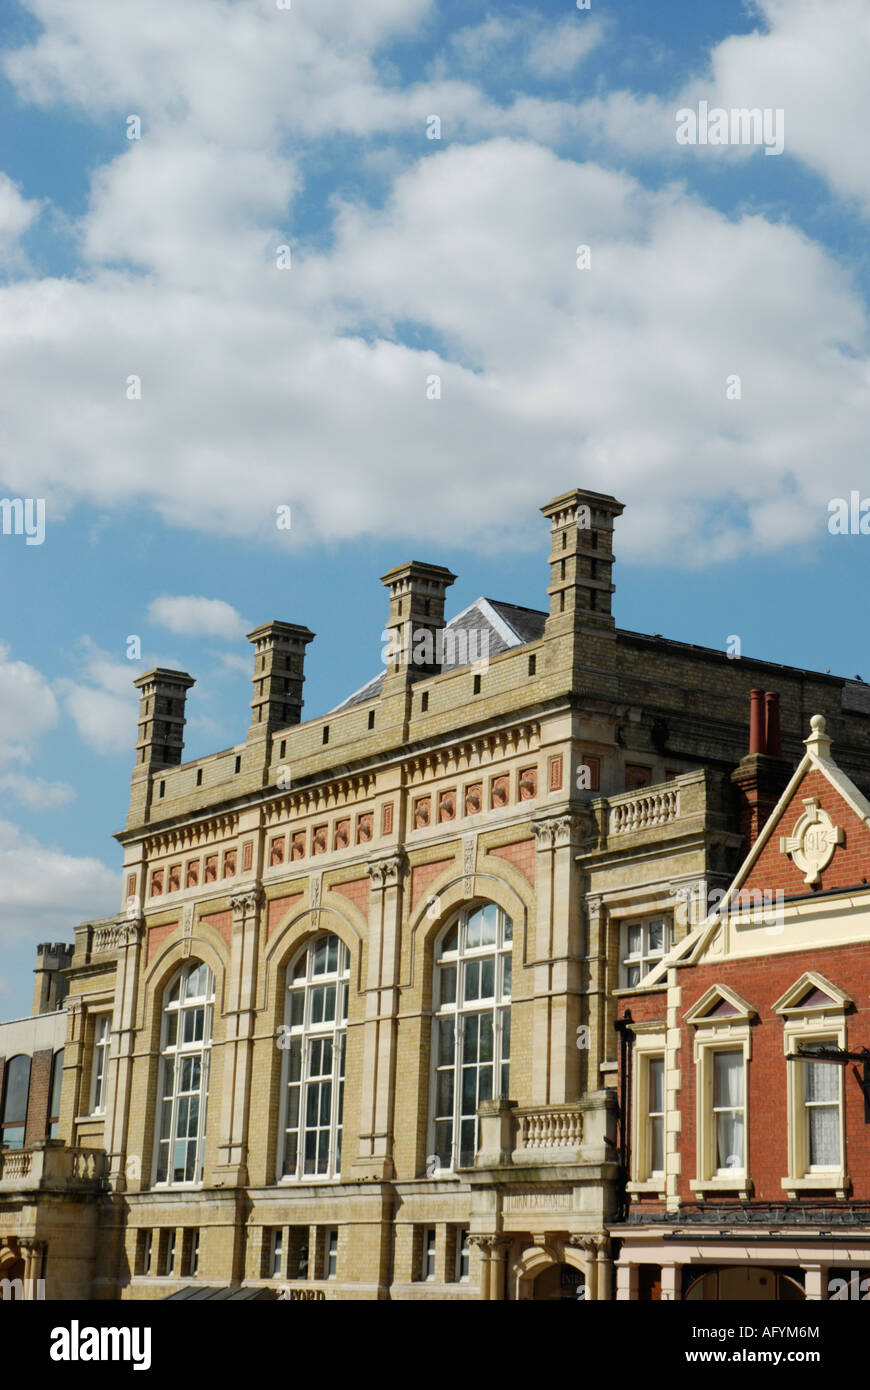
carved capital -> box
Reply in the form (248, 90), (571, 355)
(366, 852), (405, 891)
(532, 810), (592, 850)
(230, 886), (263, 922)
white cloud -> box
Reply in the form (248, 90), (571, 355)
(54, 638), (138, 755)
(0, 642), (59, 764)
(0, 819), (118, 939)
(526, 17), (604, 77)
(0, 171), (41, 266)
(148, 596), (249, 640)
(0, 773), (74, 810)
(0, 1), (869, 566)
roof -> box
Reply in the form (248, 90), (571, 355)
(331, 597), (547, 711)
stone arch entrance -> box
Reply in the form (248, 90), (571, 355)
(512, 1241), (590, 1300)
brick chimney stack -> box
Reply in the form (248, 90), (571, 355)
(731, 690), (791, 850)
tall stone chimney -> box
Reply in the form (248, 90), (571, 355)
(731, 690), (791, 850)
(132, 668), (195, 772)
(247, 621), (315, 739)
(32, 942), (73, 1015)
(540, 488), (625, 636)
(380, 561), (457, 695)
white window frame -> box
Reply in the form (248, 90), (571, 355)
(152, 961), (214, 1188)
(428, 902), (513, 1175)
(686, 985), (755, 1196)
(89, 1014), (112, 1116)
(619, 914), (673, 989)
(627, 1028), (668, 1195)
(776, 974), (849, 1196)
(278, 933), (349, 1183)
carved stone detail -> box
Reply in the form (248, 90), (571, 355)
(462, 835), (477, 895)
(366, 853), (405, 891)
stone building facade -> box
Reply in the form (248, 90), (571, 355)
(5, 485), (870, 1300)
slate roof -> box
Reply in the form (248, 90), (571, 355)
(331, 597), (547, 711)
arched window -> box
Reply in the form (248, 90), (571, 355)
(431, 902), (512, 1171)
(154, 961), (214, 1185)
(49, 1049), (64, 1140)
(279, 933), (349, 1180)
(1, 1055), (31, 1149)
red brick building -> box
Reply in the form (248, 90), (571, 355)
(612, 711), (870, 1301)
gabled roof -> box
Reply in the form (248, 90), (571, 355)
(637, 714), (870, 988)
(331, 597), (547, 711)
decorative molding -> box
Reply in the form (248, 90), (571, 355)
(462, 835), (477, 895)
(92, 921), (142, 954)
(366, 852), (405, 891)
(531, 811), (591, 850)
(229, 887), (262, 922)
(780, 797), (844, 884)
(181, 904), (194, 959)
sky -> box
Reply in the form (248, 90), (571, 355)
(2, 0), (870, 1015)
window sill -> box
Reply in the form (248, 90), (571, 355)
(690, 1177), (753, 1198)
(781, 1175), (849, 1198)
(627, 1180), (667, 1199)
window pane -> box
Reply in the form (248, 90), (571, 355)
(650, 1115), (664, 1173)
(440, 965), (456, 1006)
(3, 1057), (31, 1125)
(809, 1105), (840, 1166)
(502, 954), (512, 999)
(466, 910), (482, 950)
(806, 1060), (838, 1103)
(716, 1111), (744, 1170)
(438, 1018), (454, 1066)
(649, 1057), (664, 1114)
(626, 923), (642, 957)
(478, 903), (497, 946)
(714, 1052), (743, 1107)
(648, 919), (665, 953)
(480, 957), (494, 999)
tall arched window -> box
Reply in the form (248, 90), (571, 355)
(154, 961), (214, 1185)
(0, 1055), (31, 1149)
(279, 933), (349, 1180)
(431, 902), (512, 1171)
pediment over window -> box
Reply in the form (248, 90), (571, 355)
(773, 971), (852, 1016)
(684, 983), (757, 1027)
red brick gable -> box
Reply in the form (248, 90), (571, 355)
(740, 766), (870, 899)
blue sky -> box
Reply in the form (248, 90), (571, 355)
(2, 0), (870, 1015)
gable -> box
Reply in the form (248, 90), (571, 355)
(740, 766), (870, 900)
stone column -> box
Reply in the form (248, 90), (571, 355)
(353, 852), (405, 1180)
(19, 1239), (45, 1298)
(595, 1236), (612, 1301)
(584, 894), (606, 1089)
(615, 1261), (639, 1300)
(530, 811), (589, 1105)
(215, 888), (262, 1184)
(103, 920), (144, 1191)
(660, 1263), (680, 1301)
(803, 1265), (826, 1301)
(468, 1235), (500, 1300)
(569, 1235), (598, 1299)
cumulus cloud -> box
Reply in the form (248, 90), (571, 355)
(0, 772), (75, 810)
(54, 638), (138, 755)
(0, 819), (118, 939)
(0, 641), (60, 763)
(0, 0), (868, 566)
(148, 596), (249, 640)
(0, 171), (41, 266)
